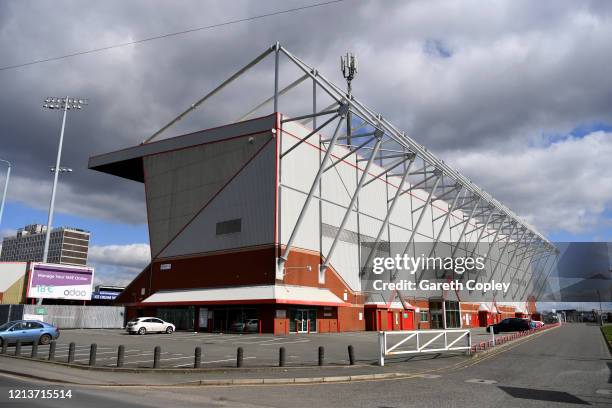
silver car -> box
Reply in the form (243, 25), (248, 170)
(126, 317), (175, 335)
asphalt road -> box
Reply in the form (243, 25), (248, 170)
(0, 323), (609, 408)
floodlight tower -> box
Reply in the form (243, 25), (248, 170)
(341, 53), (358, 144)
(41, 97), (87, 267)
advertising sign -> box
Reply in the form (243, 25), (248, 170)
(91, 291), (120, 301)
(28, 263), (94, 301)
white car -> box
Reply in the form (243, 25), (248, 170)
(126, 317), (175, 335)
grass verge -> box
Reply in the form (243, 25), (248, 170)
(601, 325), (612, 355)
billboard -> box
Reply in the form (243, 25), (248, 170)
(28, 263), (94, 301)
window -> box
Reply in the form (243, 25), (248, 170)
(445, 300), (461, 328)
(216, 218), (242, 235)
(420, 311), (428, 321)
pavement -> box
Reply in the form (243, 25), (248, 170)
(0, 323), (609, 407)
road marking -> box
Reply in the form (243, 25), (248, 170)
(173, 356), (257, 367)
(259, 339), (310, 346)
(414, 374), (441, 379)
(465, 379), (497, 384)
(121, 355), (195, 365)
(53, 350), (166, 358)
(233, 337), (290, 345)
(596, 389), (612, 395)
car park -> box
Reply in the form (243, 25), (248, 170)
(0, 320), (60, 346)
(126, 317), (175, 335)
(486, 317), (530, 334)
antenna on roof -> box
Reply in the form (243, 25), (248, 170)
(341, 52), (358, 95)
(341, 52), (358, 144)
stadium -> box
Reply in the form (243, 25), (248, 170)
(89, 43), (558, 334)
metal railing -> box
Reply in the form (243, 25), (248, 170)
(378, 329), (472, 366)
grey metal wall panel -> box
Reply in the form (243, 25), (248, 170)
(144, 133), (273, 256)
(159, 140), (276, 258)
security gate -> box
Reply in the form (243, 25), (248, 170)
(378, 329), (472, 366)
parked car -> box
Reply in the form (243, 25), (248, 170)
(230, 321), (245, 332)
(0, 320), (60, 346)
(126, 317), (175, 335)
(230, 319), (259, 333)
(486, 317), (530, 334)
(244, 319), (259, 332)
(530, 320), (544, 328)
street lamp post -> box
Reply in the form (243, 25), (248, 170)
(41, 97), (87, 267)
(0, 159), (10, 227)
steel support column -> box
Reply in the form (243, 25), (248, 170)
(277, 108), (347, 278)
(491, 229), (527, 294)
(144, 45), (275, 144)
(483, 222), (518, 294)
(319, 131), (384, 282)
(361, 153), (417, 276)
(396, 172), (442, 281)
(519, 249), (552, 300)
(416, 186), (463, 282)
(534, 252), (559, 300)
(274, 42), (280, 112)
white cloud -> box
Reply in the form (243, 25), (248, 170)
(0, 173), (147, 225)
(89, 243), (150, 268)
(2, 1), (612, 239)
(446, 131), (612, 234)
(89, 243), (150, 286)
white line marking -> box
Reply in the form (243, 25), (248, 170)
(173, 357), (257, 367)
(465, 379), (497, 384)
(259, 339), (311, 346)
(121, 355), (196, 365)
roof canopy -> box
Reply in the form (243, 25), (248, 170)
(140, 284), (346, 307)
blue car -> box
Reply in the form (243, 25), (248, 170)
(0, 320), (60, 346)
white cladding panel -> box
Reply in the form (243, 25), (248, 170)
(279, 120), (507, 292)
(280, 186), (320, 252)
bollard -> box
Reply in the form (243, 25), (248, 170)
(31, 342), (38, 359)
(15, 340), (22, 356)
(48, 341), (56, 361)
(1, 339), (7, 355)
(194, 346), (202, 369)
(279, 347), (286, 367)
(89, 343), (97, 366)
(117, 345), (125, 367)
(318, 346), (324, 366)
(236, 347), (243, 368)
(153, 346), (161, 368)
(67, 342), (76, 363)
(348, 345), (355, 365)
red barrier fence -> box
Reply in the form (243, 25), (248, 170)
(471, 323), (560, 353)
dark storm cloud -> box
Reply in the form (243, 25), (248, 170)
(0, 0), (611, 236)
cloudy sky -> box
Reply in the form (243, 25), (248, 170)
(0, 0), (611, 286)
